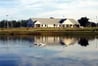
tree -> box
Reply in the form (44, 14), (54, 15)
(0, 20), (5, 28)
(27, 19), (33, 27)
(20, 20), (28, 27)
(89, 22), (96, 27)
(78, 17), (89, 27)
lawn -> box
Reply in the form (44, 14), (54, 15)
(0, 27), (97, 35)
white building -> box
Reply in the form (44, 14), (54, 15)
(61, 19), (80, 28)
(32, 18), (60, 27)
(28, 18), (80, 28)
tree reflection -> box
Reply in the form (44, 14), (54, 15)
(78, 38), (89, 47)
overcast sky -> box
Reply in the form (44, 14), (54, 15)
(0, 0), (98, 21)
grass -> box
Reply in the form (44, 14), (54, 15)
(0, 27), (97, 35)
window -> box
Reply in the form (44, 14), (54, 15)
(54, 24), (56, 27)
(75, 24), (79, 27)
(36, 24), (40, 27)
(62, 25), (65, 27)
(66, 25), (69, 27)
(59, 25), (61, 27)
(70, 24), (72, 28)
(42, 25), (43, 27)
(45, 24), (47, 27)
(70, 25), (72, 26)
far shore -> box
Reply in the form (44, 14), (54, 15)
(0, 27), (98, 35)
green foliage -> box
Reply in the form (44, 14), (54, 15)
(0, 20), (28, 28)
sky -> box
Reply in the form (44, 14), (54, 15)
(0, 0), (98, 21)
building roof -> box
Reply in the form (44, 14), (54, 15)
(59, 19), (66, 23)
(32, 18), (61, 24)
(30, 18), (79, 25)
(67, 19), (80, 24)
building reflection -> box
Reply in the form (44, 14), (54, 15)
(60, 37), (77, 47)
(34, 36), (60, 45)
(0, 35), (96, 47)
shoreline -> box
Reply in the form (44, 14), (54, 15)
(0, 27), (97, 35)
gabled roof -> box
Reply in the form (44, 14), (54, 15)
(59, 19), (66, 23)
(67, 19), (80, 24)
(29, 18), (80, 25)
(32, 18), (61, 24)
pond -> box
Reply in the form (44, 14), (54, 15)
(0, 35), (97, 66)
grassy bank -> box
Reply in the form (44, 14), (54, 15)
(0, 27), (98, 35)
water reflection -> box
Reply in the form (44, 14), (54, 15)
(0, 35), (96, 47)
(78, 38), (89, 47)
(34, 36), (60, 45)
(60, 37), (77, 47)
(0, 54), (21, 66)
(0, 35), (97, 66)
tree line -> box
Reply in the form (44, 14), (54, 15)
(78, 17), (97, 27)
(0, 20), (29, 28)
(0, 17), (97, 28)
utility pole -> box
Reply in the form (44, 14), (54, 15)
(95, 16), (97, 48)
(95, 16), (97, 26)
(6, 15), (9, 28)
(96, 16), (97, 23)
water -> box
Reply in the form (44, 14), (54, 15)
(0, 35), (97, 66)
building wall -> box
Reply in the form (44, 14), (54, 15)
(34, 21), (41, 24)
(33, 20), (79, 28)
(62, 20), (80, 28)
(62, 20), (74, 25)
(41, 24), (47, 27)
(47, 24), (54, 27)
(34, 24), (60, 28)
(48, 24), (60, 27)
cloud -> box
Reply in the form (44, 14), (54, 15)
(0, 0), (98, 20)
